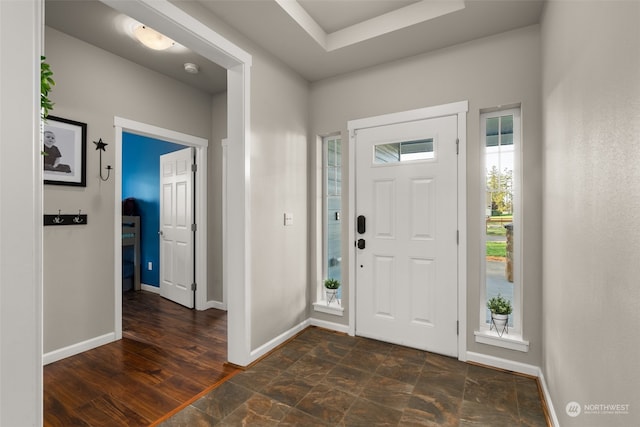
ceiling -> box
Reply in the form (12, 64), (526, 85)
(45, 0), (544, 95)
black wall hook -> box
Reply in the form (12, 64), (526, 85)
(94, 138), (112, 181)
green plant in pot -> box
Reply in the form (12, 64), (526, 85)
(487, 293), (512, 336)
(324, 278), (340, 306)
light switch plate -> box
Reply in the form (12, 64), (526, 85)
(284, 212), (293, 226)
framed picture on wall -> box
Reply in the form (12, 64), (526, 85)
(43, 116), (87, 187)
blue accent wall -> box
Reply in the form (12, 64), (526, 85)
(122, 132), (185, 287)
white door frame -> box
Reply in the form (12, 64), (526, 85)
(102, 0), (253, 366)
(114, 120), (206, 332)
(347, 100), (468, 360)
(1, 1), (43, 423)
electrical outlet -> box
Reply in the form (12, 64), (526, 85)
(148, 262), (153, 271)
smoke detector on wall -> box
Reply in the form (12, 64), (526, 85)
(184, 63), (200, 74)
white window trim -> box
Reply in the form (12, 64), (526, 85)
(474, 329), (529, 352)
(313, 134), (343, 316)
(476, 107), (526, 350)
(313, 301), (345, 316)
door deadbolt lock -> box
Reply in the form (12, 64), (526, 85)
(357, 239), (365, 249)
(357, 215), (366, 234)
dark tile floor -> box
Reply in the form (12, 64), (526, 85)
(158, 327), (548, 426)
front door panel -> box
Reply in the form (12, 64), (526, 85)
(355, 115), (458, 357)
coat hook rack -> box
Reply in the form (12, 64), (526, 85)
(94, 138), (112, 181)
(44, 209), (88, 226)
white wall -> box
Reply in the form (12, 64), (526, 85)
(0, 1), (43, 424)
(43, 27), (213, 353)
(541, 1), (640, 426)
(309, 25), (543, 366)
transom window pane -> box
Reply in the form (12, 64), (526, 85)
(374, 138), (434, 164)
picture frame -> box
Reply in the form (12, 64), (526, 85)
(43, 116), (87, 187)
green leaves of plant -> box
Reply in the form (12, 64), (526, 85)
(41, 56), (55, 120)
(324, 278), (340, 289)
(487, 293), (512, 315)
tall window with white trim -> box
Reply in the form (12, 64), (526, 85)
(480, 108), (521, 335)
(325, 135), (342, 296)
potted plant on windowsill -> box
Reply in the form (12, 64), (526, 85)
(487, 293), (512, 337)
(324, 278), (340, 306)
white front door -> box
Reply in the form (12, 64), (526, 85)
(355, 115), (458, 357)
(159, 147), (195, 308)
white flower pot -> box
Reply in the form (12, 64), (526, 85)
(325, 288), (339, 306)
(490, 313), (509, 336)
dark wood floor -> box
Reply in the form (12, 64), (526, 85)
(44, 291), (238, 426)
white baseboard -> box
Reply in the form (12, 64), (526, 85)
(537, 368), (560, 427)
(466, 351), (540, 376)
(141, 283), (160, 294)
(204, 300), (227, 311)
(249, 319), (311, 362)
(43, 332), (116, 365)
(309, 317), (350, 334)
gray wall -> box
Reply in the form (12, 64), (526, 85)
(249, 51), (310, 345)
(541, 1), (640, 425)
(208, 91), (227, 303)
(44, 27), (213, 352)
(309, 25), (543, 366)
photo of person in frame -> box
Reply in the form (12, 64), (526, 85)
(43, 129), (72, 173)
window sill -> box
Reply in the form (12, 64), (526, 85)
(313, 301), (344, 316)
(474, 328), (529, 352)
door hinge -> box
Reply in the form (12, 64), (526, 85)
(191, 163), (197, 172)
(191, 223), (197, 232)
(456, 138), (459, 155)
(191, 283), (197, 291)
(457, 321), (459, 335)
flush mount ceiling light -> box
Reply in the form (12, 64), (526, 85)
(133, 24), (175, 50)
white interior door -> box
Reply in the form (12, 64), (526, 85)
(355, 115), (458, 357)
(160, 147), (195, 308)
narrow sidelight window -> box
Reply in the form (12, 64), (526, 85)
(324, 136), (342, 301)
(481, 108), (521, 332)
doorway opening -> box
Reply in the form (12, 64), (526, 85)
(114, 118), (209, 338)
(121, 133), (196, 308)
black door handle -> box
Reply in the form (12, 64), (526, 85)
(357, 239), (365, 249)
